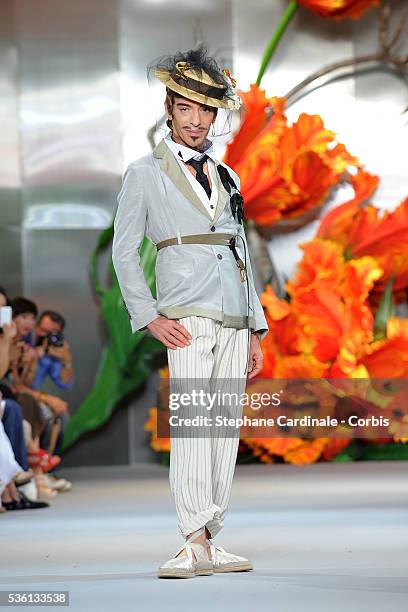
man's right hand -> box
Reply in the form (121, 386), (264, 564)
(43, 395), (68, 416)
(147, 316), (192, 349)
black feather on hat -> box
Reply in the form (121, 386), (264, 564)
(148, 44), (241, 111)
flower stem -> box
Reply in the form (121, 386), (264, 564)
(256, 0), (299, 86)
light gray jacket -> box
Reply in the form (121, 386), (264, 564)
(111, 138), (269, 341)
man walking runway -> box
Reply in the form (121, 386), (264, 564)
(112, 45), (269, 578)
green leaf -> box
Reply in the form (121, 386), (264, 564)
(360, 442), (408, 461)
(62, 217), (164, 449)
(330, 439), (364, 462)
(90, 224), (115, 297)
(62, 333), (163, 449)
(373, 277), (395, 340)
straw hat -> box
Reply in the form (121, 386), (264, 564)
(154, 61), (241, 110)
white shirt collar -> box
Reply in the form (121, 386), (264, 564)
(164, 131), (219, 164)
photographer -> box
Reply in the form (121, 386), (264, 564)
(0, 310), (30, 473)
(1, 287), (49, 511)
(8, 297), (68, 429)
(29, 310), (75, 391)
(0, 286), (13, 380)
(9, 301), (75, 463)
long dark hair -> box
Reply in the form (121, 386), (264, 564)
(0, 285), (10, 306)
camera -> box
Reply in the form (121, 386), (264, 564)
(36, 331), (64, 350)
(47, 331), (64, 347)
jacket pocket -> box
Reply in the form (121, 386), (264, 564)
(155, 249), (194, 304)
(220, 257), (250, 314)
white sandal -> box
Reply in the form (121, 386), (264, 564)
(207, 537), (253, 573)
(34, 474), (58, 500)
(158, 526), (213, 578)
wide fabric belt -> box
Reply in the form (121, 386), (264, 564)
(156, 232), (236, 251)
(156, 232), (247, 282)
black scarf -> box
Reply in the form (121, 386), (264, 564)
(216, 165), (245, 225)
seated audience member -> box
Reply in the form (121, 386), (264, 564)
(24, 308), (74, 457)
(0, 311), (29, 470)
(0, 285), (13, 384)
(25, 310), (75, 391)
(16, 305), (74, 458)
(0, 288), (72, 502)
(0, 413), (49, 512)
(2, 397), (30, 474)
(0, 285), (10, 308)
(8, 296), (69, 427)
(0, 287), (14, 390)
(8, 296), (39, 386)
(1, 295), (72, 499)
(0, 293), (30, 473)
(0, 307), (49, 511)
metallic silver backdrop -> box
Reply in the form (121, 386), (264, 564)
(0, 0), (23, 291)
(0, 0), (406, 465)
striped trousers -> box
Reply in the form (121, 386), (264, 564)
(167, 315), (249, 539)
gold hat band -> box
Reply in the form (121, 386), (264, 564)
(171, 72), (227, 100)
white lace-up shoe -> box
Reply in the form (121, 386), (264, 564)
(207, 539), (253, 573)
(158, 526), (214, 578)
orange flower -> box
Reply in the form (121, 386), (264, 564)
(224, 84), (276, 167)
(343, 197), (408, 261)
(361, 318), (408, 377)
(241, 437), (340, 465)
(241, 437), (303, 464)
(144, 407), (171, 453)
(258, 198), (408, 385)
(344, 198), (408, 298)
(274, 354), (329, 378)
(224, 87), (360, 226)
(319, 188), (408, 296)
(283, 438), (329, 465)
(251, 249), (403, 464)
(317, 169), (380, 242)
(261, 237), (384, 378)
(286, 239), (345, 296)
(256, 285), (303, 377)
(320, 438), (352, 460)
(298, 0), (380, 20)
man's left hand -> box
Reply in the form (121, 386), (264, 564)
(48, 340), (72, 365)
(247, 333), (263, 380)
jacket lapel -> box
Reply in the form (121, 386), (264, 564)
(153, 139), (229, 224)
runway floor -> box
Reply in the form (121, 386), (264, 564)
(1, 460), (408, 611)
